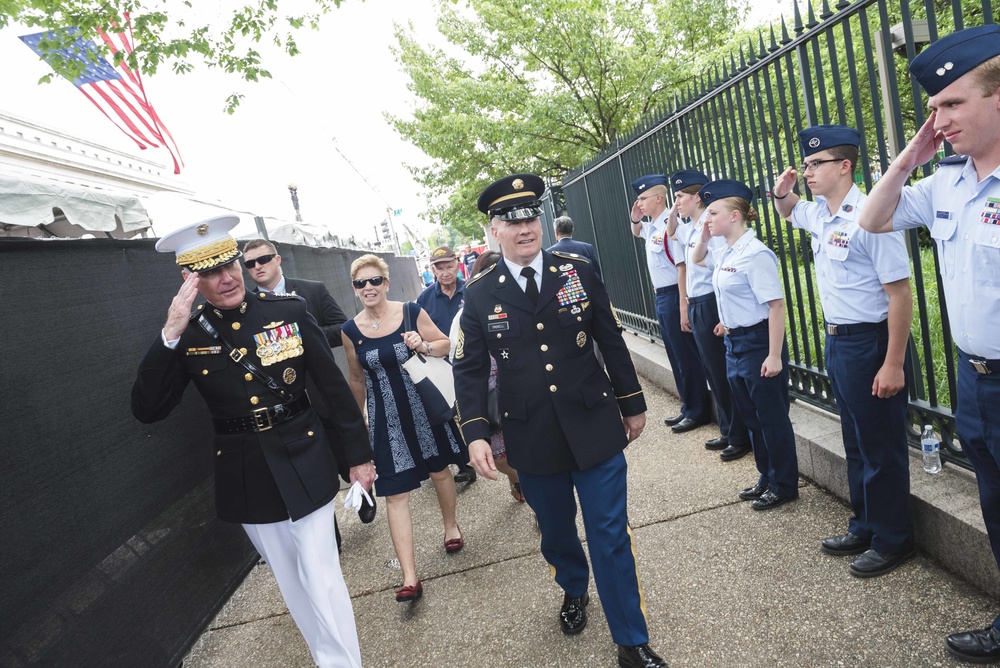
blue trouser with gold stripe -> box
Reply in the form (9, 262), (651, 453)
(724, 323), (799, 497)
(826, 323), (913, 554)
(517, 452), (649, 646)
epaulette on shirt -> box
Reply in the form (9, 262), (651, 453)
(939, 154), (969, 166)
(465, 261), (498, 288)
(191, 302), (207, 319)
(552, 251), (591, 264)
(256, 291), (304, 302)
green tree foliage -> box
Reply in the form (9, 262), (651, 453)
(390, 0), (751, 238)
(1, 0), (345, 112)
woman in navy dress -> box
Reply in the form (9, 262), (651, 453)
(342, 254), (465, 603)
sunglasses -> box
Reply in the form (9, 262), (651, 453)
(352, 275), (386, 289)
(244, 254), (276, 269)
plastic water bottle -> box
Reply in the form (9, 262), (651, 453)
(921, 425), (942, 474)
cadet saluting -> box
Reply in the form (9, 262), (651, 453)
(858, 25), (1000, 664)
(453, 175), (667, 668)
(131, 217), (374, 668)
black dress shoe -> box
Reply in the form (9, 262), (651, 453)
(738, 481), (768, 501)
(719, 443), (751, 461)
(454, 465), (477, 484)
(671, 417), (708, 434)
(559, 592), (589, 635)
(704, 436), (728, 450)
(663, 413), (685, 427)
(358, 493), (377, 524)
(946, 626), (1000, 663)
(617, 643), (667, 668)
(820, 532), (870, 556)
(751, 490), (797, 511)
(849, 547), (916, 578)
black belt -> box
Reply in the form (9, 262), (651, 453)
(724, 320), (768, 336)
(968, 358), (1000, 375)
(655, 285), (678, 295)
(824, 320), (888, 336)
(687, 292), (716, 305)
(213, 395), (311, 434)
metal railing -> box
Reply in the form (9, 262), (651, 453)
(552, 0), (995, 470)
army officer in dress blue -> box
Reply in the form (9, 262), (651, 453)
(453, 174), (667, 668)
(131, 216), (374, 668)
(859, 25), (1000, 664)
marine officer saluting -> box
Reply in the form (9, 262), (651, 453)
(131, 216), (374, 668)
(453, 174), (667, 668)
(859, 25), (1000, 663)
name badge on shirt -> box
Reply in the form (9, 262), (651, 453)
(488, 322), (510, 333)
(936, 210), (952, 220)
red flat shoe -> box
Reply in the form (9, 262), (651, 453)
(444, 530), (464, 554)
(395, 581), (423, 602)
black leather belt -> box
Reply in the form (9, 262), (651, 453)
(655, 285), (679, 295)
(687, 292), (716, 305)
(825, 320), (888, 336)
(969, 358), (1000, 375)
(724, 320), (768, 336)
(213, 395), (311, 434)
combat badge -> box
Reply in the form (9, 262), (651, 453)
(576, 332), (587, 348)
(283, 368), (297, 384)
(559, 263), (573, 271)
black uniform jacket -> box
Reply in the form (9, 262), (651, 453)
(251, 277), (348, 348)
(131, 289), (371, 524)
(453, 251), (646, 475)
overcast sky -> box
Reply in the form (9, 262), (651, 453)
(0, 0), (789, 244)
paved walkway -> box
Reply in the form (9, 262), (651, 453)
(185, 381), (996, 668)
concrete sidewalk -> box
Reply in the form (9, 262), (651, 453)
(185, 335), (998, 668)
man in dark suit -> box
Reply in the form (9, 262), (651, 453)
(131, 216), (373, 667)
(242, 239), (376, 532)
(547, 215), (602, 280)
(453, 175), (666, 668)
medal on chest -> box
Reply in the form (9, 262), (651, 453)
(253, 322), (303, 366)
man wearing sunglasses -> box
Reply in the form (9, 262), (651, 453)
(132, 217), (374, 668)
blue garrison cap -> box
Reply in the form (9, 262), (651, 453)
(698, 179), (754, 206)
(669, 169), (710, 192)
(630, 174), (667, 197)
(477, 173), (545, 220)
(798, 125), (861, 158)
(910, 25), (1000, 96)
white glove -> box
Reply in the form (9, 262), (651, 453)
(343, 480), (375, 514)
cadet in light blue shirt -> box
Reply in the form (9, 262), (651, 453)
(690, 180), (799, 511)
(859, 25), (1000, 663)
(666, 169), (751, 461)
(774, 125), (915, 580)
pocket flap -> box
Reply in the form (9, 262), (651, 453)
(497, 391), (527, 422)
(930, 218), (957, 241)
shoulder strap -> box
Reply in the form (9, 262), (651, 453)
(197, 314), (292, 402)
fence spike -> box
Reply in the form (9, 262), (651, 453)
(793, 0), (805, 34)
(806, 0), (819, 28)
(820, 0), (834, 19)
(768, 23), (779, 52)
(757, 30), (767, 59)
(780, 14), (792, 44)
(836, 0), (852, 9)
(739, 44), (748, 70)
(730, 52), (739, 77)
(715, 63), (723, 87)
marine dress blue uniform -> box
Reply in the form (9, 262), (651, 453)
(790, 162), (913, 558)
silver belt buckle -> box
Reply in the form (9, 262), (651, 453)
(971, 359), (992, 375)
(724, 327), (732, 335)
(826, 324), (839, 336)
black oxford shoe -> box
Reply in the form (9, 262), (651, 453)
(617, 643), (667, 668)
(946, 626), (1000, 663)
(663, 413), (685, 427)
(560, 592), (589, 635)
(358, 493), (377, 524)
(704, 436), (729, 450)
(849, 547), (916, 578)
(671, 417), (708, 434)
(751, 490), (797, 511)
(454, 465), (477, 484)
(820, 532), (870, 556)
(719, 443), (751, 461)
(738, 482), (768, 501)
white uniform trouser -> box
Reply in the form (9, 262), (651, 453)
(242, 500), (362, 668)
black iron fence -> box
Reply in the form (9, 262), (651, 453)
(553, 0), (995, 470)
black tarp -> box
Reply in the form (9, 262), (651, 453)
(0, 237), (420, 667)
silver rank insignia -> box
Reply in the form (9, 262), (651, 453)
(500, 348), (510, 360)
(283, 368), (297, 384)
(576, 332), (587, 348)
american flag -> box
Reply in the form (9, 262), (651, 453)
(20, 20), (183, 174)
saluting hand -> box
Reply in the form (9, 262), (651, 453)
(163, 271), (201, 341)
(623, 413), (645, 443)
(773, 166), (798, 199)
(896, 113), (943, 174)
(630, 200), (643, 223)
(468, 439), (498, 480)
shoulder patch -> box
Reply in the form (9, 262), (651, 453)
(552, 250), (591, 264)
(938, 154), (968, 166)
(260, 291), (305, 302)
(465, 261), (497, 288)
